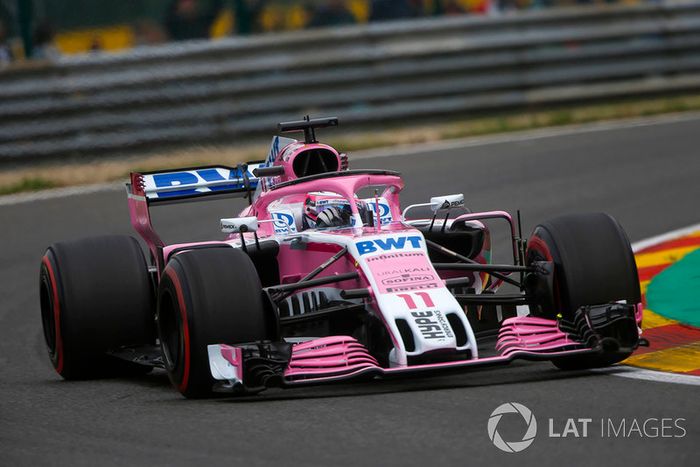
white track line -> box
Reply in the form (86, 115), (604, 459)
(611, 224), (700, 386)
(596, 366), (700, 386)
(631, 222), (700, 253)
(3, 111), (700, 207)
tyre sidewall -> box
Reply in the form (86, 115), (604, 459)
(40, 236), (154, 379)
(157, 248), (269, 398)
(40, 250), (66, 373)
(527, 213), (640, 319)
(526, 213), (641, 369)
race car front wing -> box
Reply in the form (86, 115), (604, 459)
(208, 303), (641, 393)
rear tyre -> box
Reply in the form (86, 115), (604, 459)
(39, 236), (155, 379)
(157, 248), (272, 398)
(525, 213), (640, 369)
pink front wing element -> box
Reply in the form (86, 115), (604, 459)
(635, 302), (643, 327)
(365, 250), (441, 294)
(278, 336), (594, 386)
(285, 336), (380, 380)
(278, 321), (592, 385)
(220, 344), (243, 369)
(496, 316), (582, 356)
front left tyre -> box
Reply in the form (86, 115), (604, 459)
(40, 235), (155, 379)
(156, 248), (274, 398)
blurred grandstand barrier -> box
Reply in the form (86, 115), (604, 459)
(2, 2), (700, 162)
(1, 0), (469, 55)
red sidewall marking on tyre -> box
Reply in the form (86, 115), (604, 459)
(165, 268), (191, 392)
(42, 256), (64, 375)
(527, 236), (552, 261)
(527, 234), (564, 313)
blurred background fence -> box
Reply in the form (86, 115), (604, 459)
(1, 1), (700, 162)
(1, 1), (640, 57)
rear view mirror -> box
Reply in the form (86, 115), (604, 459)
(221, 217), (258, 233)
(430, 194), (465, 212)
(252, 166), (286, 177)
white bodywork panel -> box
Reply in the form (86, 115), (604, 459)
(281, 228), (479, 366)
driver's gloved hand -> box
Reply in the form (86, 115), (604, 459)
(315, 206), (351, 228)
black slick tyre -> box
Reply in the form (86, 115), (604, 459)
(157, 248), (272, 398)
(526, 213), (641, 369)
(39, 235), (155, 379)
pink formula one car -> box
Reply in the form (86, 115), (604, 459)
(39, 117), (644, 398)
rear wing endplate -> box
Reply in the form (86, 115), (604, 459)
(126, 136), (297, 275)
(126, 162), (263, 274)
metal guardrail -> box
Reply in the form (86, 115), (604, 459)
(2, 3), (700, 162)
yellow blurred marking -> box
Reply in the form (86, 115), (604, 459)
(348, 0), (370, 22)
(287, 5), (308, 29)
(640, 279), (650, 295)
(634, 245), (699, 269)
(642, 308), (677, 330)
(211, 9), (234, 39)
(55, 25), (134, 54)
(625, 342), (700, 373)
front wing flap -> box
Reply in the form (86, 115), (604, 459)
(208, 303), (640, 392)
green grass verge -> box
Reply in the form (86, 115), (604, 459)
(0, 177), (57, 196)
(327, 94), (700, 153)
(3, 93), (700, 196)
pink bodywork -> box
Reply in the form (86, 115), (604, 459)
(496, 316), (581, 356)
(129, 138), (641, 388)
(216, 316), (594, 386)
(246, 173), (404, 238)
(129, 166), (404, 277)
(286, 336), (380, 379)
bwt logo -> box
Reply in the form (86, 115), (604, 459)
(488, 403), (537, 453)
(355, 236), (422, 255)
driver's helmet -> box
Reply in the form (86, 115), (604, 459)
(303, 193), (372, 229)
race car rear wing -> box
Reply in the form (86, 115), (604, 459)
(126, 162), (265, 273)
(128, 163), (265, 204)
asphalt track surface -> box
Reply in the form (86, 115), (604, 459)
(1, 116), (700, 466)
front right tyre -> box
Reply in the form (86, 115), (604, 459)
(525, 212), (641, 370)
